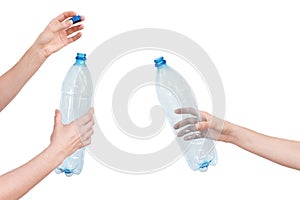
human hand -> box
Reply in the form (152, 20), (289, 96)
(49, 108), (94, 159)
(33, 11), (85, 58)
(173, 107), (229, 142)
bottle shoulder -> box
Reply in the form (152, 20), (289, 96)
(156, 67), (189, 86)
(61, 65), (93, 94)
(65, 65), (91, 78)
(156, 66), (198, 107)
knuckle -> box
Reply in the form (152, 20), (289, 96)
(201, 111), (209, 116)
(195, 122), (202, 130)
(85, 139), (91, 146)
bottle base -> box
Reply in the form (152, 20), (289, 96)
(55, 168), (82, 177)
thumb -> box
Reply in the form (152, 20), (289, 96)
(62, 19), (73, 29)
(195, 121), (209, 131)
(54, 109), (62, 125)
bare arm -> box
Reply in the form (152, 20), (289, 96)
(0, 11), (85, 111)
(0, 11), (89, 199)
(0, 108), (94, 200)
(227, 123), (300, 170)
(174, 108), (300, 170)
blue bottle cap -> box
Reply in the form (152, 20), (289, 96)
(71, 15), (81, 24)
(154, 57), (166, 67)
(76, 53), (86, 61)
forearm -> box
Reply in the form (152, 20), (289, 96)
(0, 44), (46, 111)
(0, 145), (65, 200)
(227, 122), (300, 170)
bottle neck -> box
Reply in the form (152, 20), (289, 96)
(156, 64), (167, 69)
(75, 53), (87, 66)
(75, 59), (86, 66)
(154, 57), (167, 68)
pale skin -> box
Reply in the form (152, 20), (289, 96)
(0, 11), (94, 200)
(174, 107), (300, 170)
(0, 11), (85, 111)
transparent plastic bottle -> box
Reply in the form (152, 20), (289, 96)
(55, 53), (93, 177)
(154, 57), (217, 172)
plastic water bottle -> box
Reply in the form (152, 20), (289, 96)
(55, 53), (93, 177)
(154, 57), (217, 172)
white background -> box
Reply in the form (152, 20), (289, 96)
(1, 0), (300, 199)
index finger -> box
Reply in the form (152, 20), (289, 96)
(56, 11), (77, 22)
(75, 108), (94, 126)
(174, 107), (199, 116)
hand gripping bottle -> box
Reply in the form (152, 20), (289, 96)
(154, 57), (217, 172)
(55, 53), (93, 177)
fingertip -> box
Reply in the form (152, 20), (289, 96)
(55, 109), (59, 115)
(184, 135), (195, 141)
(183, 136), (190, 141)
(54, 109), (62, 124)
(79, 15), (85, 21)
(173, 123), (178, 129)
(73, 24), (85, 31)
(195, 122), (200, 131)
(90, 107), (94, 114)
(88, 109), (94, 118)
(68, 32), (82, 43)
(54, 109), (58, 120)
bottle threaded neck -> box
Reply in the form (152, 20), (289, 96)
(154, 57), (166, 68)
(75, 53), (86, 66)
(76, 53), (86, 61)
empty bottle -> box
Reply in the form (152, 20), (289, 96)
(154, 57), (217, 172)
(55, 53), (93, 177)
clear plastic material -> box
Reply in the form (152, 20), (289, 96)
(154, 57), (217, 172)
(55, 53), (93, 177)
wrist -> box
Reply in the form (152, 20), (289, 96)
(46, 144), (67, 166)
(29, 43), (48, 61)
(222, 121), (239, 144)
